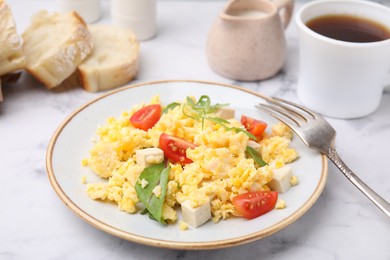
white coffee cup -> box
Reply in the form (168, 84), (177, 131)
(295, 0), (390, 119)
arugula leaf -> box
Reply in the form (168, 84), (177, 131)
(193, 95), (229, 114)
(233, 127), (257, 140)
(207, 116), (230, 125)
(207, 117), (257, 140)
(246, 146), (268, 167)
(162, 102), (180, 114)
(182, 95), (256, 139)
(135, 162), (170, 224)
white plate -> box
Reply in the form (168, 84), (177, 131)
(46, 80), (327, 249)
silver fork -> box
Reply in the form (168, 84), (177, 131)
(256, 96), (390, 218)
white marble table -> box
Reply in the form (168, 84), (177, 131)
(1, 0), (389, 259)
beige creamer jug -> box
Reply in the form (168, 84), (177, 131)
(206, 0), (294, 81)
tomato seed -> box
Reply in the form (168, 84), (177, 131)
(169, 143), (178, 152)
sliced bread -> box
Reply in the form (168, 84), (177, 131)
(0, 0), (25, 76)
(22, 10), (93, 88)
(78, 25), (139, 92)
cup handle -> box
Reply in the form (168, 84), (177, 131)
(273, 0), (294, 29)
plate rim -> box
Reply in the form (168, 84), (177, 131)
(46, 79), (328, 250)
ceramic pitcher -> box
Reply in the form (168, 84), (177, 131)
(206, 0), (294, 81)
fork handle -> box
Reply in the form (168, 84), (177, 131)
(327, 148), (390, 218)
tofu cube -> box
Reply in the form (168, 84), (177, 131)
(135, 148), (164, 168)
(216, 107), (235, 119)
(181, 200), (211, 228)
(247, 140), (261, 151)
(268, 165), (293, 193)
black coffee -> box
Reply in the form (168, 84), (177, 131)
(306, 14), (390, 43)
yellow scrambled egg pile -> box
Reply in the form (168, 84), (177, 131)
(83, 96), (298, 223)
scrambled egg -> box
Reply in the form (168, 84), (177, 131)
(81, 175), (87, 184)
(83, 96), (298, 224)
(290, 175), (299, 186)
(275, 198), (287, 210)
(179, 221), (189, 231)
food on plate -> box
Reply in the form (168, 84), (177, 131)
(159, 133), (197, 164)
(215, 107), (235, 119)
(241, 115), (267, 139)
(22, 10), (93, 88)
(135, 147), (164, 168)
(0, 0), (25, 76)
(77, 25), (139, 92)
(268, 165), (293, 193)
(130, 104), (161, 131)
(275, 198), (286, 210)
(232, 191), (278, 219)
(83, 95), (299, 228)
(179, 220), (189, 231)
(181, 199), (212, 227)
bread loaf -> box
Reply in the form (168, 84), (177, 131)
(0, 0), (25, 76)
(78, 25), (139, 92)
(22, 11), (93, 88)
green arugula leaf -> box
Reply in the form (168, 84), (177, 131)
(135, 162), (170, 224)
(246, 146), (268, 167)
(182, 95), (256, 139)
(196, 95), (229, 114)
(207, 116), (230, 125)
(233, 128), (257, 140)
(186, 96), (196, 107)
(207, 117), (257, 140)
(162, 102), (180, 114)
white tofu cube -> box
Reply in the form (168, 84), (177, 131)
(216, 107), (235, 119)
(181, 200), (211, 228)
(247, 140), (261, 151)
(135, 148), (164, 168)
(268, 165), (293, 193)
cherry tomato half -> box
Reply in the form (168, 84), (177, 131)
(130, 104), (162, 131)
(241, 115), (267, 138)
(159, 133), (196, 164)
(232, 191), (278, 219)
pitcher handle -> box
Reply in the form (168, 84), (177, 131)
(273, 0), (294, 29)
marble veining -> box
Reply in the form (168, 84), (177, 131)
(1, 1), (389, 259)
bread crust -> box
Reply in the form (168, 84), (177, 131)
(78, 25), (139, 92)
(22, 11), (93, 88)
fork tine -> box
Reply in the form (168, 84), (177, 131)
(272, 97), (317, 119)
(256, 104), (309, 147)
(255, 104), (302, 134)
(266, 98), (308, 123)
(258, 103), (302, 126)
